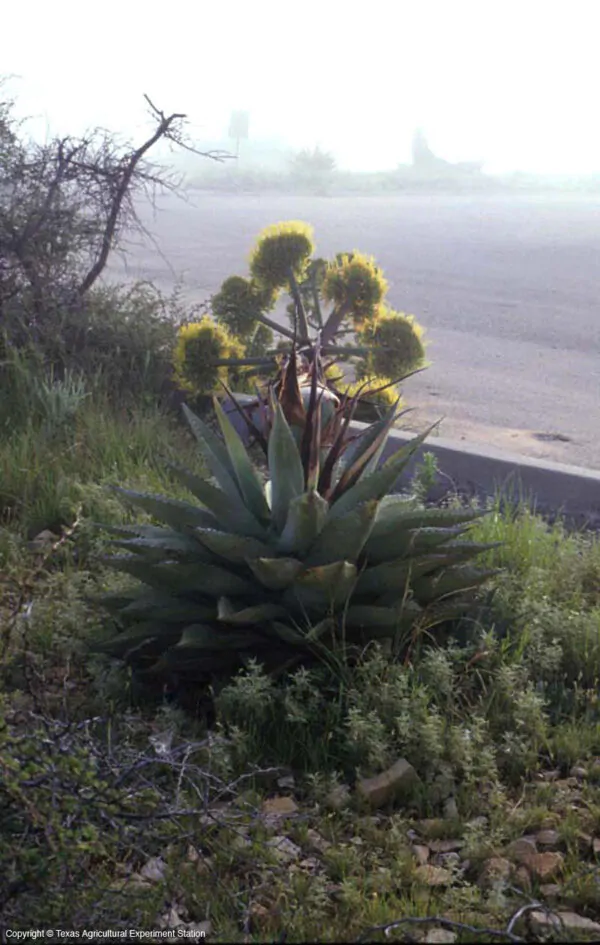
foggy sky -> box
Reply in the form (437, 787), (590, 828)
(3, 0), (599, 175)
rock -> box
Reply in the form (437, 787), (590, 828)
(443, 797), (459, 820)
(466, 816), (488, 830)
(261, 795), (299, 827)
(356, 758), (420, 808)
(478, 857), (512, 889)
(539, 769), (561, 781)
(514, 865), (532, 892)
(530, 911), (600, 936)
(415, 865), (454, 886)
(593, 837), (600, 856)
(507, 837), (537, 862)
(305, 828), (331, 853)
(424, 930), (457, 944)
(429, 838), (465, 853)
(569, 765), (589, 779)
(27, 529), (59, 553)
(535, 828), (560, 848)
(521, 851), (564, 880)
(139, 857), (166, 883)
(266, 836), (302, 864)
(539, 883), (562, 900)
(412, 844), (430, 866)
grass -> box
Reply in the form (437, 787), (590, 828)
(2, 349), (600, 940)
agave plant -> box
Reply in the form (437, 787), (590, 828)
(94, 349), (501, 691)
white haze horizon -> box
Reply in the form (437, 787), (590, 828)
(2, 0), (599, 177)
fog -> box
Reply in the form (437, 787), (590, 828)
(3, 0), (599, 177)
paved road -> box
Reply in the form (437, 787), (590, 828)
(107, 193), (600, 470)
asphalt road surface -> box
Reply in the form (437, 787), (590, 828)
(107, 192), (600, 470)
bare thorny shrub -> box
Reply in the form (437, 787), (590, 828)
(0, 79), (232, 371)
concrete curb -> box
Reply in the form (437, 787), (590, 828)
(222, 399), (600, 532)
(351, 421), (600, 532)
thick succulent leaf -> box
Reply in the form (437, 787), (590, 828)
(120, 594), (214, 623)
(246, 556), (303, 590)
(172, 623), (268, 651)
(369, 504), (491, 542)
(100, 556), (257, 597)
(213, 398), (272, 523)
(108, 487), (220, 533)
(149, 652), (237, 678)
(283, 561), (357, 614)
(269, 621), (309, 645)
(363, 524), (471, 564)
(333, 402), (400, 496)
(93, 522), (199, 542)
(268, 399), (306, 532)
(343, 600), (423, 628)
(304, 500), (379, 567)
(217, 597), (288, 625)
(412, 566), (501, 604)
(194, 528), (272, 564)
(277, 490), (329, 556)
(181, 403), (242, 504)
(305, 617), (338, 642)
(93, 622), (184, 659)
(419, 597), (478, 627)
(327, 422), (440, 520)
(354, 554), (448, 598)
(166, 462), (267, 539)
(104, 532), (211, 561)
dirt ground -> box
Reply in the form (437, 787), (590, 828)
(107, 192), (600, 470)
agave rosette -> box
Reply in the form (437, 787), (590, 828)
(94, 350), (500, 685)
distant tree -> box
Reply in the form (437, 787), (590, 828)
(288, 146), (336, 194)
(411, 127), (438, 169)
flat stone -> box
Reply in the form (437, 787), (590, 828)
(539, 769), (561, 782)
(530, 911), (600, 935)
(261, 795), (299, 819)
(305, 828), (331, 853)
(423, 930), (457, 944)
(139, 857), (166, 883)
(266, 835), (302, 864)
(514, 865), (532, 892)
(356, 758), (420, 808)
(535, 828), (560, 847)
(521, 851), (564, 880)
(539, 883), (562, 900)
(412, 844), (430, 866)
(569, 765), (589, 779)
(466, 816), (488, 830)
(429, 838), (465, 853)
(507, 837), (538, 861)
(415, 865), (454, 887)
